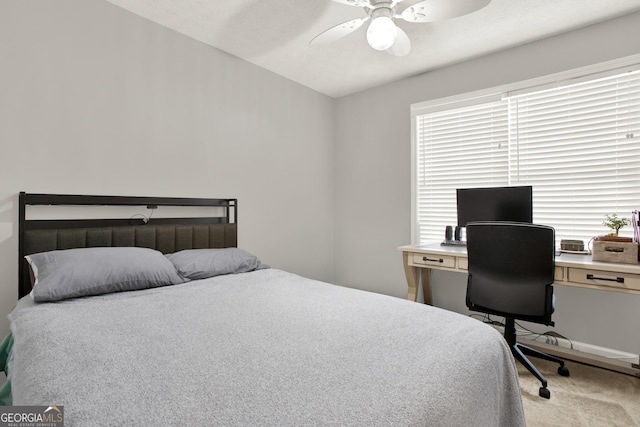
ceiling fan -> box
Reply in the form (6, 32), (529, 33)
(310, 0), (491, 56)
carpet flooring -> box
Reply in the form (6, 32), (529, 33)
(518, 358), (640, 426)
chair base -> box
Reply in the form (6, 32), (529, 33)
(504, 318), (570, 399)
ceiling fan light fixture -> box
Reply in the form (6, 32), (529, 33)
(314, 0), (493, 56)
(366, 10), (397, 51)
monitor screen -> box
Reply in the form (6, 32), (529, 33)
(456, 186), (533, 227)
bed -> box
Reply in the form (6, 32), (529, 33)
(4, 192), (526, 426)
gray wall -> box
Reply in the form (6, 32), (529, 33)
(0, 0), (335, 336)
(2, 0), (640, 357)
(334, 11), (640, 354)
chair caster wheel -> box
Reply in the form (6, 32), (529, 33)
(558, 366), (570, 377)
(539, 387), (551, 399)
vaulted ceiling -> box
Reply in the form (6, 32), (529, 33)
(105, 0), (640, 98)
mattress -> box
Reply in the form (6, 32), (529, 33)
(8, 268), (525, 426)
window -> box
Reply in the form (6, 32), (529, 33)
(412, 63), (640, 245)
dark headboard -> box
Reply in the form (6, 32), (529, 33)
(18, 192), (237, 298)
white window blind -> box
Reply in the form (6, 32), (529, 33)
(416, 101), (508, 243)
(415, 68), (640, 245)
(508, 70), (640, 244)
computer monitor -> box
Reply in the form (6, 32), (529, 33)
(456, 186), (533, 227)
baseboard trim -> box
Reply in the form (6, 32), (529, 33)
(520, 338), (640, 378)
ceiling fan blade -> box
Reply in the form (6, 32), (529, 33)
(401, 0), (491, 23)
(309, 18), (369, 46)
(386, 26), (411, 56)
(329, 0), (371, 7)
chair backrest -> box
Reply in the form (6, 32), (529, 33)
(466, 221), (556, 325)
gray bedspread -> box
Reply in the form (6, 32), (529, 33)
(9, 269), (525, 426)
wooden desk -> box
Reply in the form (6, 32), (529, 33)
(399, 242), (640, 304)
(398, 242), (640, 375)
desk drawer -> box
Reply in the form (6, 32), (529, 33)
(412, 253), (456, 268)
(568, 268), (640, 291)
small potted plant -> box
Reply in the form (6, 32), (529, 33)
(593, 213), (638, 263)
(599, 213), (632, 242)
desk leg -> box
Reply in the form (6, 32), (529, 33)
(403, 252), (433, 305)
(403, 252), (419, 302)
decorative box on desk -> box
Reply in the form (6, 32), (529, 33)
(592, 236), (639, 264)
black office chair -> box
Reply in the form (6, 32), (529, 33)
(465, 221), (569, 399)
